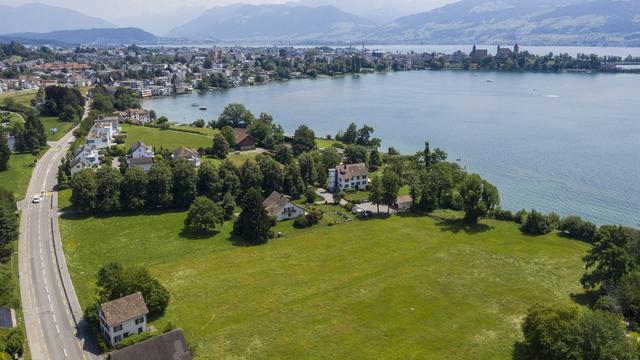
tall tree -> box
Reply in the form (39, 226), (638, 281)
(172, 162), (197, 208)
(121, 167), (148, 210)
(581, 225), (635, 290)
(356, 125), (374, 146)
(274, 144), (293, 164)
(341, 122), (357, 144)
(257, 155), (283, 195)
(0, 127), (10, 171)
(221, 191), (236, 220)
(368, 174), (384, 214)
(459, 174), (499, 224)
(292, 125), (316, 155)
(239, 160), (263, 193)
(217, 103), (255, 128)
(211, 133), (230, 159)
(70, 169), (97, 212)
(95, 167), (122, 212)
(146, 163), (173, 208)
(197, 162), (222, 200)
(283, 162), (305, 198)
(381, 170), (400, 214)
(219, 160), (241, 197)
(298, 152), (317, 187)
(233, 188), (273, 245)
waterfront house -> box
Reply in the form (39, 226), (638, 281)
(99, 292), (149, 347)
(106, 328), (192, 360)
(233, 128), (258, 151)
(263, 191), (306, 221)
(470, 45), (488, 63)
(328, 163), (369, 192)
(172, 146), (201, 167)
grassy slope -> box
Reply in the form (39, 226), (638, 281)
(0, 90), (36, 107)
(60, 211), (587, 359)
(122, 124), (213, 150)
(40, 116), (74, 141)
(0, 150), (46, 199)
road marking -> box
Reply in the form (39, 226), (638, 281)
(63, 348), (68, 358)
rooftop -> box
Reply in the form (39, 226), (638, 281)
(107, 329), (192, 360)
(100, 292), (149, 327)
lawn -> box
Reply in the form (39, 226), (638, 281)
(40, 116), (75, 141)
(0, 150), (46, 199)
(60, 210), (588, 359)
(315, 138), (342, 149)
(121, 124), (213, 150)
(0, 90), (36, 107)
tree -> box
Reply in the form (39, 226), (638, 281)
(146, 163), (173, 208)
(292, 125), (316, 155)
(341, 122), (357, 144)
(298, 153), (317, 187)
(369, 149), (383, 170)
(0, 195), (18, 261)
(274, 144), (293, 164)
(239, 160), (263, 193)
(368, 174), (384, 214)
(197, 162), (222, 200)
(113, 87), (141, 110)
(381, 170), (400, 214)
(59, 104), (78, 122)
(172, 162), (197, 208)
(217, 103), (255, 128)
(304, 187), (317, 204)
(95, 167), (122, 212)
(257, 155), (283, 195)
(233, 188), (273, 245)
(220, 126), (236, 149)
(0, 127), (10, 171)
(211, 133), (230, 159)
(582, 225), (635, 291)
(121, 167), (148, 210)
(558, 216), (597, 242)
(70, 169), (97, 211)
(283, 162), (305, 198)
(184, 197), (224, 232)
(345, 145), (368, 165)
(356, 125), (374, 146)
(221, 192), (236, 220)
(95, 262), (170, 317)
(459, 174), (499, 224)
(617, 270), (640, 327)
(520, 209), (559, 235)
(219, 160), (241, 197)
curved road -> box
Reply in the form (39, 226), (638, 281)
(18, 113), (101, 359)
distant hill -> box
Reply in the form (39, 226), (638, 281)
(167, 4), (375, 41)
(0, 3), (113, 34)
(3, 28), (158, 45)
(371, 0), (640, 46)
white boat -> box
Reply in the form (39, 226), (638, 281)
(199, 106), (207, 110)
(191, 103), (199, 107)
(486, 79), (494, 83)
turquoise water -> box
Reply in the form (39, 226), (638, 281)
(142, 71), (640, 226)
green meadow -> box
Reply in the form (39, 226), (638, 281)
(60, 209), (588, 359)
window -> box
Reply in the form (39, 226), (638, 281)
(135, 317), (144, 325)
(113, 324), (123, 332)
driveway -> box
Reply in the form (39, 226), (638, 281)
(354, 201), (395, 214)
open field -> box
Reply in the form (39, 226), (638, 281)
(0, 150), (47, 199)
(0, 90), (36, 107)
(122, 124), (213, 150)
(60, 209), (588, 359)
(40, 116), (74, 141)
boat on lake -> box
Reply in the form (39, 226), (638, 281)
(191, 103), (199, 107)
(199, 106), (207, 110)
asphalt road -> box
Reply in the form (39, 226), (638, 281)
(18, 114), (101, 359)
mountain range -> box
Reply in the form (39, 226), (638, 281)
(0, 3), (113, 34)
(167, 4), (375, 41)
(2, 28), (157, 46)
(1, 0), (639, 46)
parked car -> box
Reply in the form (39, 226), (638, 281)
(32, 195), (40, 204)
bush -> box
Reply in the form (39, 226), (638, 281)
(115, 330), (158, 349)
(558, 215), (597, 242)
(2, 329), (24, 358)
(293, 215), (309, 228)
(304, 187), (316, 204)
(514, 209), (528, 224)
(491, 208), (516, 222)
(520, 209), (558, 235)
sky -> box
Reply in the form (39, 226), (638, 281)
(0, 0), (457, 20)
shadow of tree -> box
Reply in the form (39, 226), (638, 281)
(434, 218), (493, 235)
(179, 227), (220, 240)
(60, 208), (187, 221)
(570, 290), (599, 308)
(512, 341), (531, 360)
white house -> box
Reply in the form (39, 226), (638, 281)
(130, 141), (154, 159)
(4, 133), (15, 152)
(263, 191), (306, 221)
(99, 292), (149, 347)
(328, 163), (369, 192)
(87, 117), (121, 150)
(172, 147), (201, 167)
(395, 195), (413, 211)
(69, 158), (93, 177)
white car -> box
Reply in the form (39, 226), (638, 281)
(32, 195), (40, 204)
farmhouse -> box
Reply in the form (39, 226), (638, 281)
(263, 191), (306, 221)
(328, 163), (369, 192)
(99, 292), (149, 347)
(233, 128), (258, 151)
(107, 329), (192, 360)
(172, 147), (201, 167)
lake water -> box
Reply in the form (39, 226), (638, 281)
(142, 71), (640, 227)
